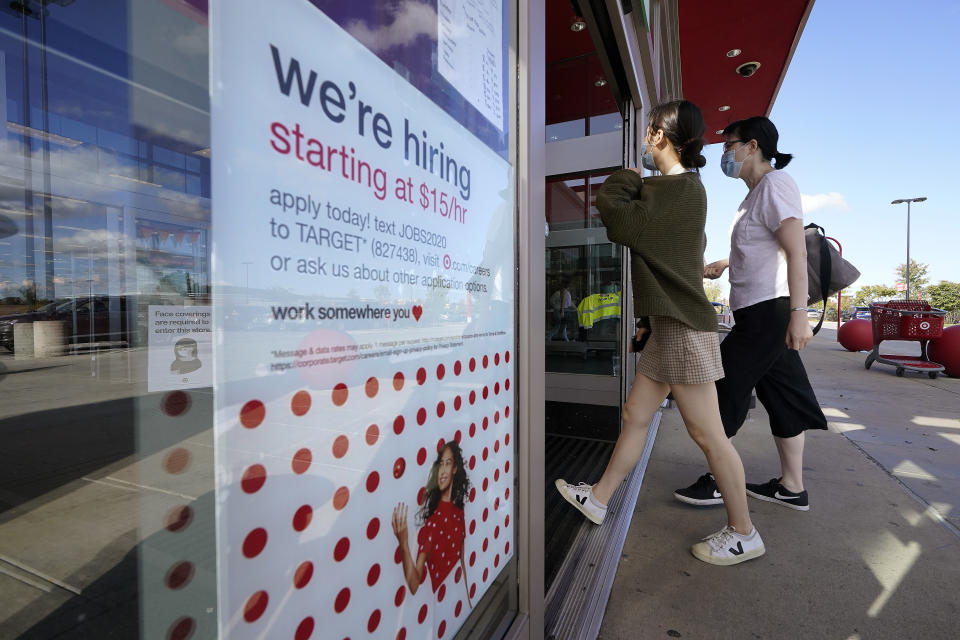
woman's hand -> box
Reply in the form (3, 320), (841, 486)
(786, 312), (813, 350)
(392, 503), (408, 544)
(627, 167), (643, 175)
(703, 259), (729, 279)
(630, 327), (649, 352)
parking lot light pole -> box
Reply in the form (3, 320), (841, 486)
(891, 197), (927, 300)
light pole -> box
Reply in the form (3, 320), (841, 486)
(242, 261), (253, 304)
(890, 197), (927, 300)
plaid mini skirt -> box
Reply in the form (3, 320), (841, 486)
(636, 316), (724, 385)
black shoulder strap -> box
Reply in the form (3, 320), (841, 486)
(806, 223), (831, 335)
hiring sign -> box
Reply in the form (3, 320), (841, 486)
(210, 1), (514, 638)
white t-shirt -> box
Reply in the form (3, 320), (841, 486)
(727, 170), (803, 311)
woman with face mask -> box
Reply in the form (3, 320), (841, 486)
(555, 100), (765, 566)
(673, 116), (828, 512)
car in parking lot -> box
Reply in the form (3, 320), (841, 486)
(0, 296), (132, 352)
(854, 306), (872, 320)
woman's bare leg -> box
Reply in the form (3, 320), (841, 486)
(670, 382), (753, 534)
(775, 432), (805, 492)
(591, 373), (670, 505)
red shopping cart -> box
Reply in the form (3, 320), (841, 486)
(864, 301), (947, 378)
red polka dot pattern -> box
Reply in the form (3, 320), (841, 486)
(243, 590), (269, 622)
(367, 563), (381, 586)
(292, 505), (313, 532)
(165, 561), (194, 590)
(334, 587), (350, 613)
(293, 448), (313, 473)
(295, 617), (314, 640)
(331, 383), (348, 406)
(368, 609), (382, 632)
(165, 505), (193, 532)
(167, 616), (194, 640)
(162, 391), (191, 417)
(334, 537), (350, 561)
(225, 350), (514, 638)
(239, 400), (264, 428)
(242, 528), (267, 558)
(163, 447), (191, 474)
(291, 390), (311, 416)
(294, 561), (313, 588)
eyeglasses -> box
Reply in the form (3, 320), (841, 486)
(722, 139), (745, 152)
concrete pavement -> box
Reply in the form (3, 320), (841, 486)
(599, 326), (960, 639)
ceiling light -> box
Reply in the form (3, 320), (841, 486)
(718, 105), (730, 111)
(570, 18), (587, 32)
(594, 78), (607, 87)
(726, 49), (742, 58)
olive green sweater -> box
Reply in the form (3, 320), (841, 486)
(596, 169), (717, 332)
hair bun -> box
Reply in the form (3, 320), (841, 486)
(773, 151), (793, 169)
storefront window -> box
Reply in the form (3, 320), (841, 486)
(545, 53), (621, 142)
(0, 1), (518, 638)
(544, 172), (621, 376)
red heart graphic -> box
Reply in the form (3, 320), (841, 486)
(411, 305), (423, 321)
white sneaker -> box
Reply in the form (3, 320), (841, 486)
(555, 479), (606, 525)
(690, 525), (765, 566)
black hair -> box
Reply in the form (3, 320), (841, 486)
(647, 100), (707, 170)
(416, 439), (471, 525)
(722, 116), (793, 169)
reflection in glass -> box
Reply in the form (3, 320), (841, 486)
(545, 170), (621, 375)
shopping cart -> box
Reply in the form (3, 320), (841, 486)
(864, 300), (947, 378)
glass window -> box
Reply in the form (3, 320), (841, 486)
(0, 2), (518, 638)
(545, 172), (621, 375)
(545, 52), (621, 142)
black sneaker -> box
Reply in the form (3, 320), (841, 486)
(746, 478), (809, 511)
(673, 473), (723, 506)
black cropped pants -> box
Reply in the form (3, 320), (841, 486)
(716, 297), (828, 439)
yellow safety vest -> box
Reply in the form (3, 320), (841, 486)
(576, 292), (621, 328)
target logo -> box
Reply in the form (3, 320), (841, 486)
(920, 321), (930, 331)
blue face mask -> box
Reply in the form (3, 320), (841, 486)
(641, 150), (657, 171)
(720, 149), (743, 179)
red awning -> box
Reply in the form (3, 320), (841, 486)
(678, 0), (814, 143)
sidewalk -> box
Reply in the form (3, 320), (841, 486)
(599, 327), (960, 639)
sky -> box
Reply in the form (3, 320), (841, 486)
(698, 0), (960, 300)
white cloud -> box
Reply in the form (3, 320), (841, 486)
(347, 2), (437, 52)
(801, 192), (849, 213)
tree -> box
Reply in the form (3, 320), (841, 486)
(852, 284), (897, 306)
(895, 260), (930, 294)
(927, 281), (960, 323)
(702, 280), (724, 303)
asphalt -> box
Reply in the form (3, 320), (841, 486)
(599, 326), (960, 640)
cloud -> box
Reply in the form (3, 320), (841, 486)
(346, 1), (437, 52)
(801, 192), (849, 213)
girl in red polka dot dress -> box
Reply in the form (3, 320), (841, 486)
(393, 441), (473, 627)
